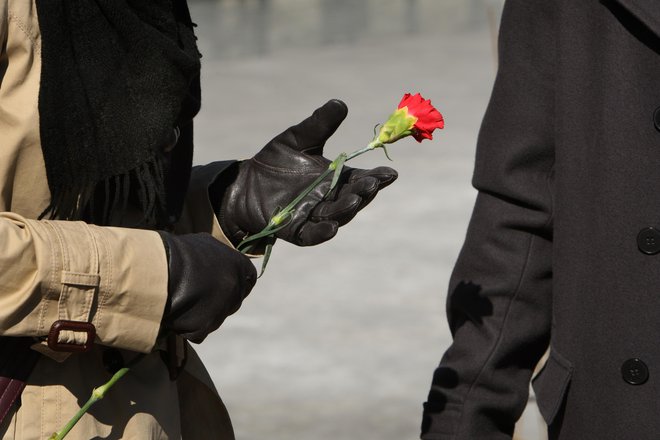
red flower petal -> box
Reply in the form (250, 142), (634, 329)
(398, 93), (444, 143)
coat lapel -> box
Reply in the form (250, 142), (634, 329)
(609, 0), (660, 38)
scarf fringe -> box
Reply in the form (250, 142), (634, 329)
(39, 156), (167, 228)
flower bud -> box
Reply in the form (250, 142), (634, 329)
(376, 107), (418, 145)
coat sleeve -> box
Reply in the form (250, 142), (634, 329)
(422, 1), (557, 438)
(175, 161), (237, 245)
(0, 213), (168, 354)
(0, 161), (241, 355)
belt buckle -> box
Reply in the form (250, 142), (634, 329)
(47, 320), (96, 353)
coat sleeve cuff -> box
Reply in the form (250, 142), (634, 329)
(88, 225), (168, 353)
(24, 218), (168, 353)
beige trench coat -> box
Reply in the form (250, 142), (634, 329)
(0, 1), (237, 438)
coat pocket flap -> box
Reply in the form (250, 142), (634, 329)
(532, 349), (573, 425)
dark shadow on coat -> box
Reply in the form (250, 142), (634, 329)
(448, 281), (493, 332)
(601, 0), (660, 56)
(421, 366), (459, 435)
(421, 282), (494, 435)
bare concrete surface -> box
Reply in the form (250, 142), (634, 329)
(188, 1), (547, 439)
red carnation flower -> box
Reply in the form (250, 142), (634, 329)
(397, 93), (444, 142)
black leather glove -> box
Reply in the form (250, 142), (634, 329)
(158, 232), (257, 343)
(214, 99), (398, 247)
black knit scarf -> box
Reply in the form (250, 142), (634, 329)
(35, 0), (201, 227)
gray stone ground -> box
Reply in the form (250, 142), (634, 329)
(188, 1), (546, 439)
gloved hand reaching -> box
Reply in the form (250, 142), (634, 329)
(214, 99), (398, 247)
(158, 231), (257, 343)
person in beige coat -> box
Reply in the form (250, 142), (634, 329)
(0, 1), (397, 439)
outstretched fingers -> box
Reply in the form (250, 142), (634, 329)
(309, 166), (399, 228)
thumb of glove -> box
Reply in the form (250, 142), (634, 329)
(268, 99), (348, 156)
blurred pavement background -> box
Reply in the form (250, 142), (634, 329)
(188, 1), (546, 439)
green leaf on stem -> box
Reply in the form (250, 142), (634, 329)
(328, 153), (347, 195)
(381, 145), (394, 161)
(238, 217), (289, 253)
(258, 240), (275, 278)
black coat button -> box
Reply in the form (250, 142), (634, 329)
(102, 348), (125, 375)
(622, 358), (649, 385)
(654, 107), (660, 132)
(637, 227), (660, 254)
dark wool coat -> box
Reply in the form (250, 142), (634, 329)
(422, 0), (660, 438)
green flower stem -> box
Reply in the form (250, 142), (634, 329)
(237, 141), (385, 261)
(49, 367), (130, 440)
(275, 168), (334, 223)
(347, 142), (381, 160)
(237, 164), (334, 252)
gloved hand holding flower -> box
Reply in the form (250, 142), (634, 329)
(217, 94), (444, 270)
(214, 99), (398, 249)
